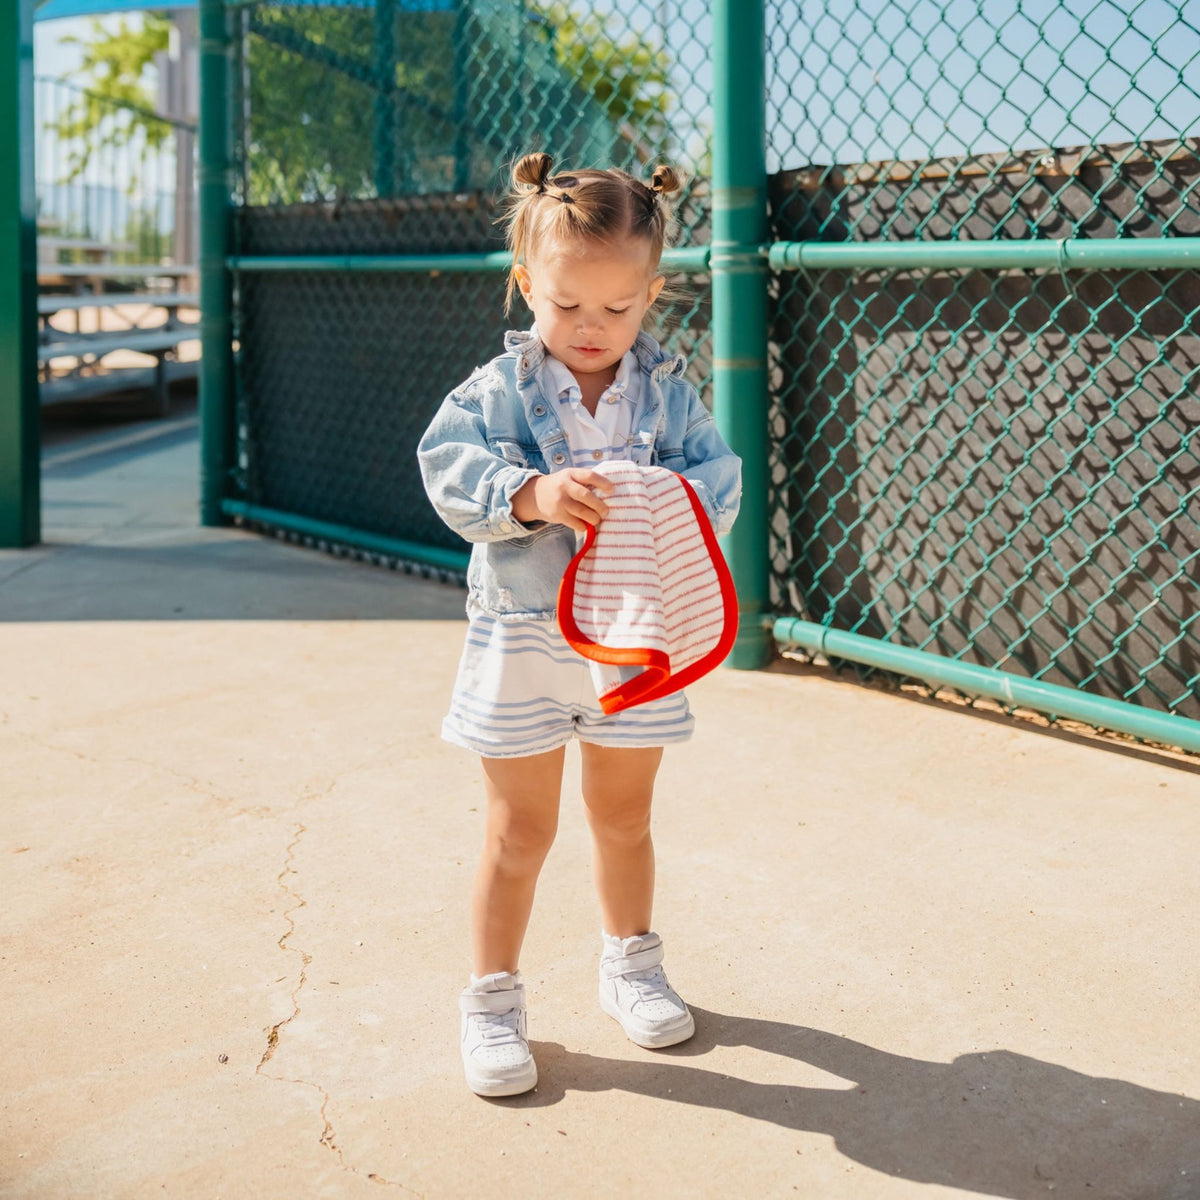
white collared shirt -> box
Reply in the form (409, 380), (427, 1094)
(539, 346), (641, 470)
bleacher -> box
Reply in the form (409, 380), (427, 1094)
(37, 231), (199, 412)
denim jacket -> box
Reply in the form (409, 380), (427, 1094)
(417, 328), (742, 620)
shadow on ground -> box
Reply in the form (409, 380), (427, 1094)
(0, 400), (468, 622)
(512, 1009), (1200, 1199)
(0, 537), (466, 622)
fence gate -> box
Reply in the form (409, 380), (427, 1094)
(198, 0), (717, 578)
(198, 0), (1200, 753)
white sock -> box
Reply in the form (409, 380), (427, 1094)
(602, 930), (659, 957)
(468, 970), (518, 991)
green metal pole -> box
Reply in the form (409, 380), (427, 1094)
(199, 0), (234, 527)
(774, 617), (1200, 756)
(374, 0), (396, 199)
(0, 0), (38, 548)
(221, 499), (470, 574)
(227, 247), (711, 274)
(451, 0), (470, 193)
(769, 236), (1200, 273)
(711, 0), (770, 668)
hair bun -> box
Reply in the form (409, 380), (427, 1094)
(650, 165), (682, 197)
(514, 152), (554, 191)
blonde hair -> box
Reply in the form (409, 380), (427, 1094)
(502, 151), (683, 314)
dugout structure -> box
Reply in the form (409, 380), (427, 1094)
(194, 0), (1200, 752)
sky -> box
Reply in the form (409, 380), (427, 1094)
(765, 0), (1200, 168)
(33, 0), (1200, 172)
(36, 13), (120, 82)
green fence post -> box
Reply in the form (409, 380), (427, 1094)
(199, 0), (233, 527)
(0, 0), (38, 548)
(711, 0), (770, 668)
(374, 0), (396, 198)
(452, 0), (470, 193)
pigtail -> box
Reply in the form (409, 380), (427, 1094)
(649, 165), (682, 199)
(513, 152), (554, 193)
(638, 163), (682, 256)
(503, 153), (555, 313)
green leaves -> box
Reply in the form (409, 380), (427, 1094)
(48, 15), (172, 185)
(535, 2), (673, 161)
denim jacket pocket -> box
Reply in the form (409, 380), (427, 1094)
(466, 526), (575, 619)
(490, 437), (549, 477)
(489, 438), (529, 467)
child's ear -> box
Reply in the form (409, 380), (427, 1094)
(647, 274), (665, 306)
(514, 264), (534, 308)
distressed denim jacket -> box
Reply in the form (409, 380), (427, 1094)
(417, 328), (742, 620)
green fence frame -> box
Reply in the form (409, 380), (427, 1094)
(199, 0), (234, 528)
(198, 0), (1200, 755)
(0, 0), (38, 549)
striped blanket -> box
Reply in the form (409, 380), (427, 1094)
(557, 461), (739, 714)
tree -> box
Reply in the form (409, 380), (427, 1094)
(48, 13), (172, 183)
(533, 3), (671, 162)
(46, 3), (676, 206)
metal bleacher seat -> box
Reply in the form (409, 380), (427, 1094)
(37, 260), (199, 413)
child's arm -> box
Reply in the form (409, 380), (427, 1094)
(417, 383), (612, 542)
(417, 386), (540, 543)
(674, 387), (742, 537)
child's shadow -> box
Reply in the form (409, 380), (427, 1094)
(517, 1008), (1199, 1199)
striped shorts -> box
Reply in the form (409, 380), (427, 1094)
(442, 611), (695, 759)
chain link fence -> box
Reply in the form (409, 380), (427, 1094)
(215, 0), (1199, 742)
(766, 0), (1200, 724)
(227, 0), (712, 569)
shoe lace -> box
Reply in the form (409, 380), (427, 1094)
(472, 1006), (522, 1044)
(624, 965), (671, 1004)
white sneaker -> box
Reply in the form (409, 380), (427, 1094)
(598, 932), (695, 1049)
(459, 971), (538, 1097)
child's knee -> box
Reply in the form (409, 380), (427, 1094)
(587, 803), (651, 847)
(486, 813), (558, 871)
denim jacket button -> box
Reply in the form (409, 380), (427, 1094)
(553, 452), (566, 464)
(533, 404), (546, 416)
(499, 521), (513, 533)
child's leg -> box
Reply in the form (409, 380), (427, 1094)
(581, 742), (693, 1048)
(579, 743), (663, 937)
(471, 746), (565, 976)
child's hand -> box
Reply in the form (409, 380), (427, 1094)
(512, 470), (614, 533)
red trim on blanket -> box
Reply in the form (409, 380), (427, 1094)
(556, 472), (739, 715)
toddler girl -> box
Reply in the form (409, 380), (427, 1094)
(417, 151), (741, 1097)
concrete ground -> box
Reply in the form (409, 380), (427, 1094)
(4, 402), (1199, 1200)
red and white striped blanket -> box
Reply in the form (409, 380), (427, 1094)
(557, 461), (739, 714)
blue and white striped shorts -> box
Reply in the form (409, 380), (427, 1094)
(442, 611), (695, 759)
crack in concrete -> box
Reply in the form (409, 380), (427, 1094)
(6, 726), (220, 791)
(257, 821), (421, 1196)
(13, 722), (421, 1191)
(257, 822), (310, 1073)
(5, 728), (234, 813)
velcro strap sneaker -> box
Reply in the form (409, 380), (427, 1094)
(598, 933), (695, 1049)
(459, 971), (538, 1097)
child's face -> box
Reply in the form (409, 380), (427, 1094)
(514, 234), (665, 385)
